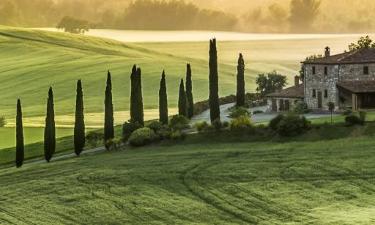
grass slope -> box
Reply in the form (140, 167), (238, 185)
(0, 131), (375, 224)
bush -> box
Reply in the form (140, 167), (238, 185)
(229, 107), (250, 118)
(345, 114), (363, 126)
(212, 118), (223, 131)
(343, 109), (352, 116)
(129, 127), (158, 147)
(170, 130), (186, 140)
(86, 131), (104, 147)
(0, 116), (6, 127)
(157, 125), (172, 140)
(359, 111), (367, 122)
(269, 114), (311, 137)
(123, 121), (142, 141)
(222, 121), (230, 128)
(147, 121), (163, 132)
(230, 116), (253, 133)
(170, 115), (190, 131)
(195, 121), (209, 133)
(105, 138), (122, 151)
(293, 102), (310, 114)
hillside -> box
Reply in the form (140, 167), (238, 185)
(0, 133), (374, 224)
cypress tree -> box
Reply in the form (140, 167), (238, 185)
(135, 67), (144, 126)
(209, 38), (220, 123)
(178, 79), (187, 117)
(74, 80), (85, 156)
(104, 71), (114, 146)
(44, 87), (56, 162)
(16, 99), (24, 168)
(130, 65), (137, 124)
(185, 64), (194, 118)
(159, 70), (168, 124)
(236, 53), (246, 107)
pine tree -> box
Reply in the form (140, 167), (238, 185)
(74, 80), (85, 156)
(178, 79), (187, 117)
(209, 38), (220, 123)
(185, 63), (194, 118)
(44, 87), (56, 162)
(136, 67), (144, 126)
(16, 99), (24, 168)
(159, 70), (168, 124)
(104, 71), (114, 146)
(130, 65), (137, 124)
(236, 53), (246, 107)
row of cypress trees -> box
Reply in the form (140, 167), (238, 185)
(15, 39), (245, 167)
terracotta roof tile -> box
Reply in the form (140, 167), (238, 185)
(304, 48), (375, 64)
(266, 84), (304, 98)
(337, 80), (375, 93)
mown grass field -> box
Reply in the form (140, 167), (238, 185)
(1, 127), (375, 224)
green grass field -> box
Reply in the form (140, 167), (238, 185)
(1, 129), (374, 224)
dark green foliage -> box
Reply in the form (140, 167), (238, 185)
(129, 127), (157, 147)
(209, 38), (220, 123)
(328, 102), (335, 124)
(256, 71), (287, 96)
(74, 80), (85, 156)
(269, 114), (311, 137)
(185, 64), (194, 118)
(147, 121), (163, 133)
(104, 71), (114, 147)
(130, 65), (144, 126)
(212, 118), (223, 131)
(159, 71), (168, 124)
(345, 114), (364, 126)
(230, 116), (253, 133)
(178, 79), (187, 117)
(359, 111), (367, 122)
(294, 101), (310, 114)
(57, 16), (90, 34)
(195, 121), (209, 133)
(122, 121), (143, 141)
(86, 131), (104, 147)
(229, 107), (250, 118)
(16, 99), (24, 168)
(170, 115), (190, 131)
(44, 87), (56, 162)
(236, 53), (245, 107)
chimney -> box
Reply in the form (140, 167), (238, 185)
(325, 46), (330, 57)
(294, 76), (300, 86)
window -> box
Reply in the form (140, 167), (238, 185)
(312, 66), (316, 75)
(324, 67), (328, 76)
(312, 89), (316, 98)
(324, 90), (328, 98)
(364, 66), (369, 75)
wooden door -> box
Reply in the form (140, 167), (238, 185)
(318, 91), (323, 109)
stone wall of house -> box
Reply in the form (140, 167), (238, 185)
(304, 63), (375, 110)
(267, 97), (302, 112)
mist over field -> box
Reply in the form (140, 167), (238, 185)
(1, 0), (375, 33)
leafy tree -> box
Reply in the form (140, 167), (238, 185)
(57, 16), (90, 34)
(256, 71), (287, 96)
(74, 80), (85, 156)
(159, 70), (168, 124)
(16, 99), (24, 168)
(104, 71), (114, 147)
(44, 87), (56, 162)
(209, 38), (220, 123)
(289, 0), (321, 32)
(185, 64), (194, 118)
(349, 36), (375, 51)
(236, 53), (245, 107)
(178, 79), (187, 117)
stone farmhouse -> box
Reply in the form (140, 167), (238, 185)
(267, 47), (375, 112)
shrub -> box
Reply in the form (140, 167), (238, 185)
(222, 121), (230, 128)
(229, 107), (250, 118)
(105, 138), (122, 151)
(170, 115), (190, 131)
(170, 130), (186, 140)
(158, 126), (172, 140)
(345, 114), (363, 126)
(276, 114), (311, 137)
(122, 121), (142, 141)
(269, 114), (285, 131)
(147, 121), (163, 132)
(359, 111), (367, 122)
(343, 109), (352, 116)
(293, 102), (310, 114)
(195, 121), (209, 133)
(212, 118), (223, 131)
(0, 116), (6, 127)
(86, 131), (104, 147)
(230, 115), (253, 133)
(129, 127), (157, 147)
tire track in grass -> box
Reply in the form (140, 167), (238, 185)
(0, 207), (37, 225)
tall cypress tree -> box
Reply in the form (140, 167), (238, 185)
(104, 71), (114, 146)
(74, 80), (85, 156)
(136, 67), (144, 126)
(130, 65), (137, 124)
(178, 79), (187, 117)
(16, 99), (24, 168)
(236, 53), (246, 107)
(209, 38), (220, 123)
(44, 87), (56, 162)
(159, 70), (168, 124)
(185, 63), (194, 119)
